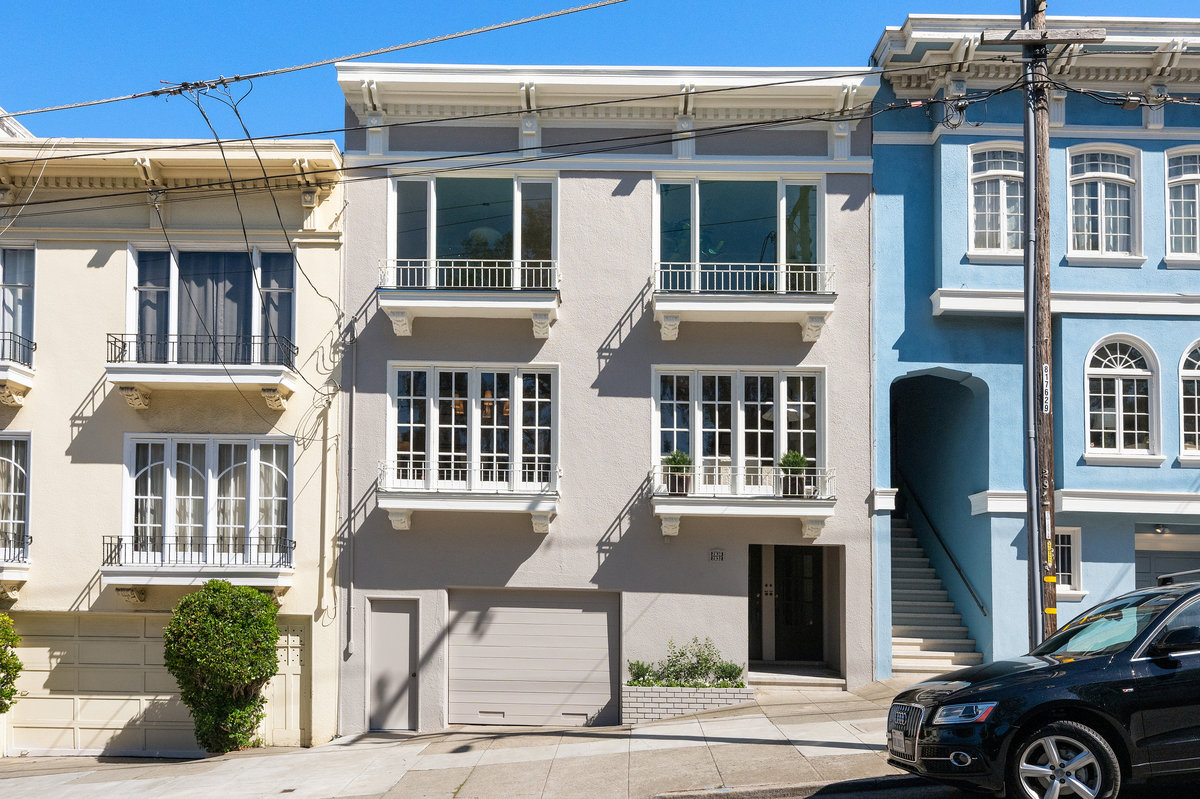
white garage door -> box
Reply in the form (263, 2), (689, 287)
(448, 589), (619, 726)
(6, 613), (201, 757)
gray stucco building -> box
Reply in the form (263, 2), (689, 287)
(334, 64), (880, 733)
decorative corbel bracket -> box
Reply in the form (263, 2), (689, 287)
(801, 518), (825, 540)
(531, 311), (552, 339)
(386, 309), (412, 337)
(531, 511), (554, 535)
(801, 314), (828, 343)
(0, 383), (27, 407)
(830, 121), (851, 161)
(659, 314), (680, 341)
(261, 387), (290, 411)
(0, 581), (22, 601)
(660, 515), (681, 537)
(115, 587), (147, 605)
(118, 385), (151, 409)
(0, 185), (12, 205)
(257, 587), (287, 608)
(388, 509), (412, 531)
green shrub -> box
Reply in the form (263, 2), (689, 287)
(0, 612), (21, 714)
(778, 450), (808, 473)
(163, 580), (279, 752)
(662, 450), (693, 470)
(627, 637), (746, 688)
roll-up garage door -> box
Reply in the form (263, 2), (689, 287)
(447, 589), (619, 726)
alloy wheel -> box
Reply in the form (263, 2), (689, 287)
(1016, 734), (1103, 799)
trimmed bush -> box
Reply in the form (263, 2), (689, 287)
(0, 612), (21, 714)
(627, 637), (746, 688)
(163, 580), (279, 752)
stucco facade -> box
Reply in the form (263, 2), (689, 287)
(336, 64), (879, 733)
(0, 138), (343, 755)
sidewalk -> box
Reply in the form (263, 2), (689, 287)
(0, 679), (918, 799)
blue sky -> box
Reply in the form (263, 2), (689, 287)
(3, 1), (1198, 144)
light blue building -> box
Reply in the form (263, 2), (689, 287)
(871, 15), (1200, 678)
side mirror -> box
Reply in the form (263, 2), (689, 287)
(1149, 625), (1200, 658)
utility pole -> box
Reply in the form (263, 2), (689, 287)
(981, 5), (1104, 648)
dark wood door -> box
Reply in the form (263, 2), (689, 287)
(774, 545), (823, 662)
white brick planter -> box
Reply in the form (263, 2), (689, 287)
(621, 685), (757, 724)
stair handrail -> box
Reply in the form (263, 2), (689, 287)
(894, 470), (988, 618)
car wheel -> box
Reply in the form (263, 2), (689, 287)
(1007, 720), (1121, 799)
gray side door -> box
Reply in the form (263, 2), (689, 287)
(368, 599), (417, 731)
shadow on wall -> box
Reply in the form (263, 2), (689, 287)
(596, 279), (653, 376)
(596, 472), (653, 573)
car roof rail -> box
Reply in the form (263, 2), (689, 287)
(1157, 568), (1200, 586)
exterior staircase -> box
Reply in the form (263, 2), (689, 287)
(891, 514), (984, 677)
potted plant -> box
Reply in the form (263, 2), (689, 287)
(778, 450), (808, 497)
(662, 450), (694, 496)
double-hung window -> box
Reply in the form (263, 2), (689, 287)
(1069, 150), (1137, 256)
(0, 436), (29, 563)
(1182, 344), (1200, 454)
(970, 147), (1024, 253)
(389, 365), (557, 491)
(656, 179), (824, 293)
(655, 368), (824, 497)
(125, 435), (292, 565)
(1168, 153), (1200, 258)
(0, 249), (34, 367)
(390, 177), (556, 290)
(1086, 340), (1154, 454)
(128, 250), (295, 366)
(1055, 527), (1083, 597)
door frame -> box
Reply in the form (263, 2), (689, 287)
(363, 595), (421, 732)
(752, 544), (825, 664)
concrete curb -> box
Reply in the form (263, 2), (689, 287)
(654, 775), (931, 799)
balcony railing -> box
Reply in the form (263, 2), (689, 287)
(106, 334), (297, 368)
(379, 259), (559, 291)
(379, 459), (559, 494)
(1, 531), (30, 563)
(101, 534), (295, 568)
(0, 333), (35, 368)
(651, 463), (835, 499)
(655, 262), (833, 294)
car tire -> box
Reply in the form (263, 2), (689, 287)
(1006, 720), (1121, 799)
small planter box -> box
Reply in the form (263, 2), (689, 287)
(621, 685), (757, 724)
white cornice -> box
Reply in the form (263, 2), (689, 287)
(876, 124), (1200, 146)
(344, 153), (874, 174)
(932, 288), (1200, 317)
(1057, 489), (1200, 515)
(968, 490), (1027, 516)
(0, 106), (33, 139)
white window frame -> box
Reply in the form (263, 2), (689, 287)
(385, 174), (559, 266)
(1179, 341), (1200, 466)
(384, 361), (560, 492)
(120, 433), (293, 560)
(1165, 147), (1200, 266)
(1083, 335), (1163, 465)
(1065, 144), (1144, 266)
(0, 432), (31, 561)
(650, 365), (827, 492)
(123, 244), (297, 344)
(651, 175), (827, 277)
(1054, 526), (1086, 602)
(966, 142), (1025, 263)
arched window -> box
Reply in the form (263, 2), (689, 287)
(1182, 345), (1200, 453)
(1168, 153), (1200, 256)
(971, 147), (1024, 253)
(1069, 150), (1136, 255)
(1087, 340), (1153, 453)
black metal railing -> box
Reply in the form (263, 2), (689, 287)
(101, 534), (295, 568)
(1, 531), (30, 563)
(106, 334), (297, 368)
(0, 333), (35, 367)
(895, 470), (988, 618)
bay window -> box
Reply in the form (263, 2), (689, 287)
(123, 435), (292, 565)
(388, 364), (557, 491)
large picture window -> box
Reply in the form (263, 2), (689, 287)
(124, 435), (292, 564)
(970, 147), (1024, 253)
(389, 364), (557, 491)
(1069, 150), (1136, 256)
(1086, 340), (1154, 454)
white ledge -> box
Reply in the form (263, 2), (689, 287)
(652, 294), (836, 341)
(968, 490), (1028, 516)
(652, 494), (835, 519)
(0, 362), (35, 407)
(378, 290), (559, 338)
(965, 250), (1024, 265)
(1063, 253), (1146, 268)
(1056, 488), (1200, 515)
(377, 490), (558, 533)
(1056, 589), (1089, 603)
(1082, 452), (1166, 467)
(99, 564), (294, 588)
(871, 488), (898, 514)
(931, 288), (1200, 317)
(0, 561), (31, 582)
(106, 363), (298, 409)
(1178, 454), (1200, 468)
(1164, 256), (1200, 269)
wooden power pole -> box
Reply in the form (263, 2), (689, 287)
(981, 4), (1104, 647)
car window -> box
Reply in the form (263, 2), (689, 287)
(1033, 591), (1185, 659)
(1153, 598), (1200, 646)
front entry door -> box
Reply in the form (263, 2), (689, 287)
(749, 544), (824, 662)
(369, 599), (417, 730)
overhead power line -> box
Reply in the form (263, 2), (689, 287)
(0, 0), (627, 122)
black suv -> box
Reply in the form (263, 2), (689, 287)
(886, 575), (1200, 798)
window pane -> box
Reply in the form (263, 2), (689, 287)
(396, 181), (429, 260)
(0, 438), (28, 556)
(698, 181), (776, 263)
(136, 252), (169, 361)
(786, 375), (819, 466)
(743, 375), (774, 485)
(1185, 378), (1200, 451)
(660, 183), (692, 264)
(1103, 182), (1132, 254)
(261, 252), (294, 361)
(134, 442), (165, 554)
(480, 371), (512, 483)
(1071, 182), (1100, 251)
(1170, 183), (1198, 255)
(520, 182), (553, 261)
(521, 372), (553, 484)
(396, 369), (428, 479)
(435, 178), (513, 260)
(174, 442), (206, 555)
(784, 185), (817, 264)
(216, 443), (248, 558)
(178, 252), (253, 363)
(437, 370), (469, 481)
(1055, 533), (1074, 588)
(257, 443), (289, 561)
(660, 374), (690, 457)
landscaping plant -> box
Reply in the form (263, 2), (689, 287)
(627, 637), (745, 688)
(163, 580), (279, 752)
(0, 612), (21, 714)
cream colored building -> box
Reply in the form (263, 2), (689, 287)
(0, 133), (343, 756)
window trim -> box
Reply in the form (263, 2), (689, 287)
(0, 245), (37, 367)
(123, 244), (297, 343)
(385, 174), (560, 265)
(1179, 340), (1200, 466)
(0, 432), (31, 561)
(384, 361), (561, 491)
(1065, 143), (1143, 264)
(966, 141), (1025, 260)
(1165, 146), (1200, 266)
(649, 364), (828, 477)
(1054, 526), (1086, 602)
(1083, 335), (1160, 462)
(119, 433), (294, 556)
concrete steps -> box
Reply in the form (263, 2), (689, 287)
(890, 514), (982, 678)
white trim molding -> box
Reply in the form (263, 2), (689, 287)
(1082, 452), (1166, 467)
(378, 290), (560, 339)
(968, 490), (1027, 516)
(651, 494), (834, 538)
(100, 565), (295, 589)
(931, 288), (1200, 317)
(1056, 489), (1200, 515)
(377, 493), (558, 535)
(871, 487), (898, 514)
